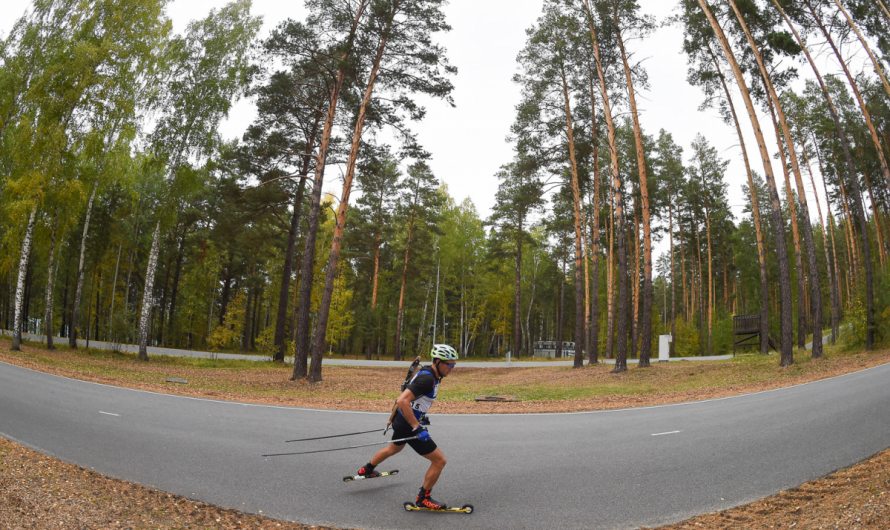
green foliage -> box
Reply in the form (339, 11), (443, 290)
(110, 310), (136, 353)
(843, 293), (870, 349)
(844, 268), (890, 348)
(877, 268), (890, 345)
(207, 292), (246, 353)
(672, 317), (701, 357)
(4, 0), (887, 374)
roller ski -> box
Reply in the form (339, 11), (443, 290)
(403, 502), (474, 514)
(343, 465), (398, 482)
(403, 487), (473, 514)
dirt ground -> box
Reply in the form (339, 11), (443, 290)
(2, 341), (890, 529)
(3, 435), (888, 530)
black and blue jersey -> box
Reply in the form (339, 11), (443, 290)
(398, 367), (440, 421)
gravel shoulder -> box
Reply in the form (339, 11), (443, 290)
(3, 433), (887, 529)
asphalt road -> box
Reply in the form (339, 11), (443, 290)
(2, 359), (889, 529)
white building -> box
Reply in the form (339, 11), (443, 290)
(532, 340), (576, 358)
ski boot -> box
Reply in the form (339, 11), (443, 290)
(356, 463), (380, 478)
(343, 464), (398, 482)
(404, 487), (473, 513)
(416, 487), (447, 510)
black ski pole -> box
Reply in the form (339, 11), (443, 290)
(263, 436), (417, 457)
(285, 428), (383, 443)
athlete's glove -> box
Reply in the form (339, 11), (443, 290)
(412, 425), (431, 442)
(420, 415), (431, 426)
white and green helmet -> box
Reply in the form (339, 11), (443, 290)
(430, 344), (458, 361)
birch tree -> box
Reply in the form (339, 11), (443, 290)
(138, 0), (260, 361)
(5, 0), (170, 350)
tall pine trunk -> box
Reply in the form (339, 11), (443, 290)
(692, 204), (705, 355)
(367, 227), (381, 360)
(586, 70), (602, 364)
(556, 260), (564, 358)
(768, 2), (848, 347)
(678, 205), (689, 324)
(695, 154), (713, 357)
(669, 195), (676, 357)
(698, 0), (793, 365)
(627, 202), (640, 359)
(806, 1), (877, 349)
(585, 0), (629, 372)
(713, 53), (769, 354)
(557, 59), (586, 370)
(514, 212), (523, 363)
(615, 12), (653, 367)
(767, 95), (806, 350)
(801, 143), (839, 345)
(582, 209), (590, 360)
(394, 205), (419, 362)
(606, 190), (615, 359)
(292, 0), (369, 380)
(833, 0), (890, 100)
(274, 136), (313, 362)
(308, 5), (393, 383)
(732, 3), (824, 356)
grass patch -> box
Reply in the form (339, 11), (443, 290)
(1, 337), (889, 413)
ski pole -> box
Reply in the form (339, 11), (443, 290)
(263, 436), (417, 457)
(285, 428), (383, 443)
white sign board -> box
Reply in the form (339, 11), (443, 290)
(658, 334), (672, 362)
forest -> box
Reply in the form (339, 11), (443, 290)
(2, 0), (890, 382)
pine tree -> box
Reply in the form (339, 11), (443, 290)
(307, 0), (455, 382)
(490, 155), (544, 360)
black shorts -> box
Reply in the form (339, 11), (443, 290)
(392, 413), (437, 456)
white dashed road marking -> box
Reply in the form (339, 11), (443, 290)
(99, 411), (120, 417)
(651, 430), (681, 436)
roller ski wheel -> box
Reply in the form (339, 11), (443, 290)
(403, 501), (474, 514)
(343, 469), (398, 482)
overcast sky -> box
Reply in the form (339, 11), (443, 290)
(4, 0), (876, 256)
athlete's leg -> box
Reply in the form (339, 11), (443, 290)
(420, 448), (446, 490)
(370, 442), (405, 467)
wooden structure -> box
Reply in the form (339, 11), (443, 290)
(733, 313), (778, 354)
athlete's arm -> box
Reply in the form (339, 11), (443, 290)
(395, 388), (420, 430)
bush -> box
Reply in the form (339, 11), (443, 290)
(254, 327), (295, 360)
(206, 292), (246, 356)
(672, 317), (701, 357)
(109, 311), (135, 353)
(841, 266), (890, 348)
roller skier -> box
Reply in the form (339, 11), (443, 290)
(355, 344), (458, 510)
